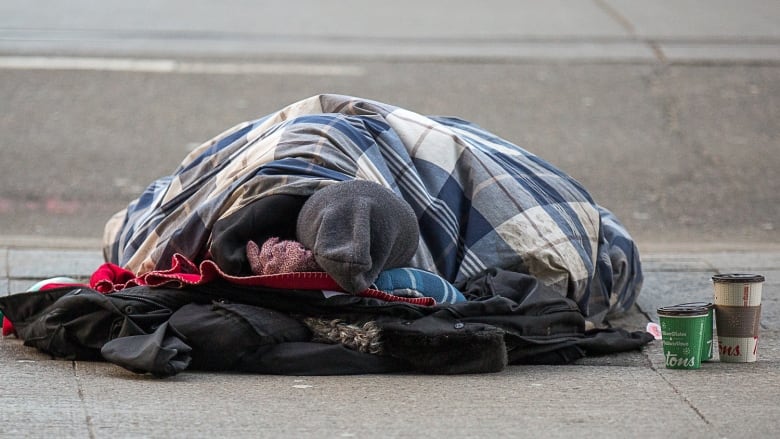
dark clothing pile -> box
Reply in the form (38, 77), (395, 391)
(0, 269), (651, 377)
(0, 95), (653, 376)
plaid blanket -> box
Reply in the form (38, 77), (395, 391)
(104, 94), (642, 322)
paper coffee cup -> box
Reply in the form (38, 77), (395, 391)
(712, 273), (764, 363)
(658, 304), (709, 369)
(677, 302), (714, 361)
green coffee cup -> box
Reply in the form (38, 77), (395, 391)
(657, 304), (709, 369)
(677, 302), (714, 361)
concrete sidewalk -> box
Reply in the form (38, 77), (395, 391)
(1, 0), (779, 63)
(1, 245), (778, 438)
(2, 0), (779, 437)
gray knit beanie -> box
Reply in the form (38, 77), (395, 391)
(296, 180), (420, 293)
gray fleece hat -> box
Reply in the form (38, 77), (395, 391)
(296, 180), (420, 293)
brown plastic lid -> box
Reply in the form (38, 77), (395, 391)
(657, 304), (710, 316)
(711, 273), (765, 283)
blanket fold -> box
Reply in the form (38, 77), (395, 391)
(103, 94), (642, 323)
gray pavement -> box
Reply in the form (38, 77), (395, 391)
(2, 246), (779, 438)
(1, 0), (779, 62)
(1, 0), (779, 247)
(2, 1), (780, 438)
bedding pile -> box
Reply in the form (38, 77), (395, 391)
(0, 94), (651, 376)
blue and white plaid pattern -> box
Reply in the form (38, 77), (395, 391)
(104, 94), (642, 322)
(373, 268), (467, 304)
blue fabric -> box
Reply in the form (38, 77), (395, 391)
(373, 268), (467, 304)
(104, 94), (643, 323)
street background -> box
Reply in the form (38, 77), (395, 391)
(1, 0), (778, 250)
(2, 1), (780, 438)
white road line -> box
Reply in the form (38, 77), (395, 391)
(0, 56), (176, 72)
(0, 56), (365, 76)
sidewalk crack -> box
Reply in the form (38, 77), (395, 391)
(593, 0), (636, 35)
(649, 360), (711, 425)
(72, 361), (96, 439)
(594, 0), (668, 64)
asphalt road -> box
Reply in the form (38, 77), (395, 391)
(1, 1), (779, 250)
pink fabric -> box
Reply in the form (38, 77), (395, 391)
(91, 263), (138, 293)
(89, 253), (435, 306)
(3, 255), (432, 337)
(247, 238), (321, 275)
(1, 317), (13, 337)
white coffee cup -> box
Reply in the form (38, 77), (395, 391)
(712, 273), (764, 363)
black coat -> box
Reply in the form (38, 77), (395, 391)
(0, 269), (652, 377)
